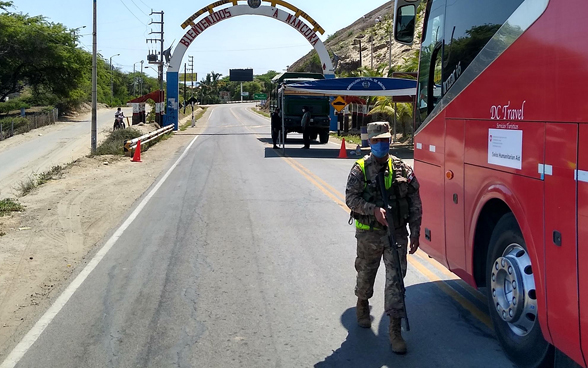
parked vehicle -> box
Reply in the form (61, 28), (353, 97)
(271, 72), (331, 144)
(395, 0), (588, 366)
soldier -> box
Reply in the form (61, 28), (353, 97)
(301, 106), (312, 149)
(271, 107), (281, 149)
(345, 121), (422, 354)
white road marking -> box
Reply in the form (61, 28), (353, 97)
(0, 133), (202, 368)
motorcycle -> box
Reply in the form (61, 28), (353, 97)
(113, 115), (126, 130)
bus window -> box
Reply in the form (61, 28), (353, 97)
(442, 0), (524, 95)
(417, 0), (446, 129)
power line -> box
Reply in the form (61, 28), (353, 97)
(129, 0), (149, 16)
(138, 0), (152, 9)
(118, 0), (147, 25)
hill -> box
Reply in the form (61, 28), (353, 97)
(289, 1), (422, 76)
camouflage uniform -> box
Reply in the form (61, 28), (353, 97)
(345, 153), (422, 318)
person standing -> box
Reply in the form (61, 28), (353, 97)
(271, 107), (281, 149)
(345, 121), (422, 354)
(301, 106), (311, 149)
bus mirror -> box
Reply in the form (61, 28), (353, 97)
(395, 5), (417, 45)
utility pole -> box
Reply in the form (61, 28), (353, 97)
(354, 39), (362, 67)
(187, 56), (195, 122)
(188, 55), (194, 93)
(148, 10), (164, 125)
(109, 53), (119, 106)
(140, 60), (144, 95)
(389, 32), (392, 70)
(369, 35), (374, 69)
(183, 63), (187, 114)
(91, 0), (97, 154)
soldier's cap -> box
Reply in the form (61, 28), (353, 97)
(367, 122), (392, 140)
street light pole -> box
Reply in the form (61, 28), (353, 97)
(140, 60), (144, 95)
(91, 2), (97, 154)
(133, 61), (142, 97)
(109, 53), (120, 106)
(354, 39), (362, 67)
(71, 25), (86, 46)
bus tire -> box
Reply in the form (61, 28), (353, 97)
(319, 131), (329, 144)
(485, 213), (553, 368)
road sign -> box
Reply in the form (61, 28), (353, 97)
(331, 96), (347, 113)
(254, 93), (268, 100)
(241, 91), (250, 97)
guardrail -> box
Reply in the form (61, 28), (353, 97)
(123, 124), (174, 155)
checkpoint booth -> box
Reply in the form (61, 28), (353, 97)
(127, 90), (166, 125)
(279, 77), (417, 149)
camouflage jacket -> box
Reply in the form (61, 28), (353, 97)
(345, 154), (422, 238)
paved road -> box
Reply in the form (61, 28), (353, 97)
(2, 104), (514, 368)
(0, 107), (132, 197)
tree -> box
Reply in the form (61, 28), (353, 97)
(0, 1), (12, 11)
(0, 7), (88, 104)
(369, 97), (414, 138)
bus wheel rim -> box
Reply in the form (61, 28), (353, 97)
(490, 244), (537, 337)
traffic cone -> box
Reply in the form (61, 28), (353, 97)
(131, 140), (142, 162)
(338, 138), (348, 159)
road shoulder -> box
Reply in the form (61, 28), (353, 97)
(0, 110), (212, 359)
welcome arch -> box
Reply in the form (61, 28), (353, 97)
(165, 0), (336, 129)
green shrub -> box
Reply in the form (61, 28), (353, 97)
(95, 128), (143, 156)
(0, 100), (30, 114)
(0, 198), (24, 216)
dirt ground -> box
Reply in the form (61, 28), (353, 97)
(0, 108), (210, 358)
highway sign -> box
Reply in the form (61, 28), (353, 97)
(254, 93), (268, 100)
(331, 96), (348, 113)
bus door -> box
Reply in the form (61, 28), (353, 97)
(577, 124), (588, 365)
(544, 123), (582, 364)
(444, 120), (466, 272)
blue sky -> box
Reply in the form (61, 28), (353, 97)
(14, 0), (389, 81)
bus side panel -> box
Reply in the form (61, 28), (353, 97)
(444, 120), (466, 274)
(464, 164), (549, 341)
(415, 113), (445, 167)
(544, 123), (582, 365)
(414, 160), (447, 267)
(577, 124), (588, 366)
(464, 120), (544, 181)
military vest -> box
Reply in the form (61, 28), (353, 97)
(353, 157), (410, 231)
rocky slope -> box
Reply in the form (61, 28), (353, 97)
(289, 1), (421, 76)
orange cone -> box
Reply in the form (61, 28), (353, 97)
(338, 138), (348, 159)
(131, 140), (142, 162)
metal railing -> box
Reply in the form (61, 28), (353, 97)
(0, 108), (59, 141)
(123, 124), (174, 155)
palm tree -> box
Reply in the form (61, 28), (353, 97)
(369, 98), (414, 140)
(369, 96), (394, 120)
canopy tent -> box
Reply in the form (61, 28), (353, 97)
(276, 77), (417, 152)
(281, 77), (417, 98)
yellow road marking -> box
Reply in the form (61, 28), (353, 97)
(281, 157), (350, 212)
(283, 156), (347, 202)
(228, 105), (491, 329)
(408, 255), (493, 329)
(413, 250), (487, 304)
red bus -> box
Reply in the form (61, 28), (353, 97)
(394, 0), (588, 367)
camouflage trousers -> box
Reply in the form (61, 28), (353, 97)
(355, 229), (408, 318)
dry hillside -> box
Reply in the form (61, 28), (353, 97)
(289, 1), (422, 76)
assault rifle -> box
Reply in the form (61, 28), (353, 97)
(377, 170), (410, 331)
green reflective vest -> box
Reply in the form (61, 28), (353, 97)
(355, 158), (393, 230)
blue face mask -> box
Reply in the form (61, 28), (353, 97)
(370, 141), (390, 158)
